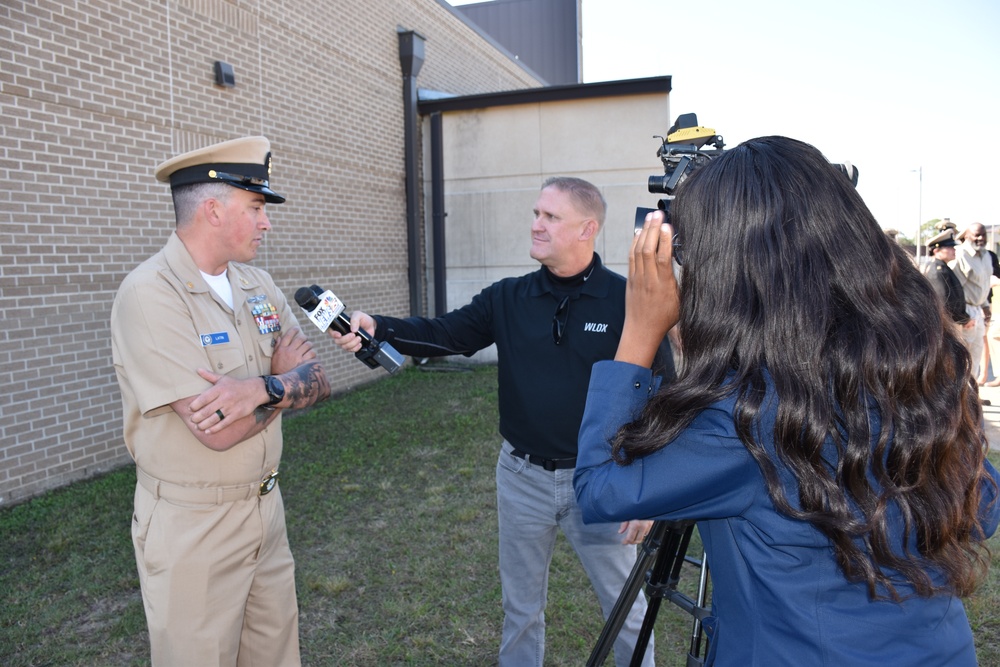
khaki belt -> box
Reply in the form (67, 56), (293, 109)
(136, 467), (279, 504)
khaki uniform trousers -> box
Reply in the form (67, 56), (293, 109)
(961, 304), (987, 380)
(987, 293), (1000, 382)
(132, 479), (299, 667)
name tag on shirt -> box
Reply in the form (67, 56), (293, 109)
(200, 332), (230, 346)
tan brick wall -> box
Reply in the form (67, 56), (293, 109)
(0, 0), (540, 505)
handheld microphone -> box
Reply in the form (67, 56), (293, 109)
(294, 284), (405, 375)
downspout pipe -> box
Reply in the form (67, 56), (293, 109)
(430, 111), (447, 316)
(398, 29), (425, 317)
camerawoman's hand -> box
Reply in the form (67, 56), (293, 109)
(619, 520), (654, 545)
(616, 210), (679, 368)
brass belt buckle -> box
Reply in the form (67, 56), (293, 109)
(259, 469), (279, 496)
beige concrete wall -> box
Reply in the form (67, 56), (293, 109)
(422, 92), (671, 362)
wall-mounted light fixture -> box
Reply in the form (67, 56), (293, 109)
(214, 61), (236, 88)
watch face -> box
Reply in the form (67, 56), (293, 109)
(266, 376), (285, 404)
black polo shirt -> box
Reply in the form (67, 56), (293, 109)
(372, 254), (674, 459)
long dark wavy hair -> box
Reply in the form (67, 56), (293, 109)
(614, 136), (993, 599)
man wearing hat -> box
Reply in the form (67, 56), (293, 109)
(924, 228), (972, 328)
(111, 136), (331, 666)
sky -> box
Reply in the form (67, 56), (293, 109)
(447, 0), (1000, 244)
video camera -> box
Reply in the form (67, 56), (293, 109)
(635, 113), (859, 264)
(634, 113), (725, 260)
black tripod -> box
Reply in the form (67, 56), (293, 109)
(586, 520), (711, 667)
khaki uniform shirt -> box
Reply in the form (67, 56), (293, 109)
(111, 232), (296, 487)
(950, 242), (993, 307)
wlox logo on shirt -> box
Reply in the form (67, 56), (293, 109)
(583, 322), (610, 333)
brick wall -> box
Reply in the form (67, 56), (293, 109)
(0, 0), (540, 505)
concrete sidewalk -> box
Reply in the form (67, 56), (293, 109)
(978, 384), (1000, 452)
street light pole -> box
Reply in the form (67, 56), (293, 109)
(913, 167), (923, 264)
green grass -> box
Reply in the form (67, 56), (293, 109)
(0, 363), (998, 666)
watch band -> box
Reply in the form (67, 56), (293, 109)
(261, 375), (285, 406)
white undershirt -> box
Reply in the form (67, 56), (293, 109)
(201, 269), (233, 309)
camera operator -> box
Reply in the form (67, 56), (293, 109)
(330, 176), (674, 667)
(574, 137), (999, 666)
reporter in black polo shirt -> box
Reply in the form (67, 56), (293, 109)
(329, 176), (674, 667)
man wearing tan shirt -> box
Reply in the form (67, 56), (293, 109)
(111, 136), (330, 666)
(951, 222), (992, 384)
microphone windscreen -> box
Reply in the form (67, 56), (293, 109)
(294, 286), (321, 310)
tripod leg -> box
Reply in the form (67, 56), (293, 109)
(585, 522), (670, 667)
(587, 520), (712, 667)
(627, 525), (692, 667)
(687, 551), (709, 662)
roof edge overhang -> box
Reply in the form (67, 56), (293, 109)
(417, 75), (671, 115)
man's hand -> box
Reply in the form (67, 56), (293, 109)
(188, 369), (266, 433)
(271, 327), (316, 375)
(329, 311), (376, 354)
(619, 520), (654, 545)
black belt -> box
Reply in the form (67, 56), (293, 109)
(510, 448), (577, 471)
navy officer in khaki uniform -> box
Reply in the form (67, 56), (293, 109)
(111, 136), (331, 666)
(923, 227), (973, 329)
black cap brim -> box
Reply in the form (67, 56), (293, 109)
(229, 182), (286, 204)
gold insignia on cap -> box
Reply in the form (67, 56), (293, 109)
(154, 136), (286, 204)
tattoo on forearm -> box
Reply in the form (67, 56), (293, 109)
(254, 406), (276, 425)
(282, 361), (331, 408)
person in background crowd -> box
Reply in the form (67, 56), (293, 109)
(980, 247), (1000, 386)
(951, 222), (992, 391)
(922, 228), (972, 329)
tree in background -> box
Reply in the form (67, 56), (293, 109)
(893, 218), (943, 248)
